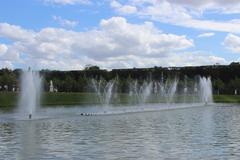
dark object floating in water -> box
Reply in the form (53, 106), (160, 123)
(29, 114), (32, 119)
(80, 113), (95, 116)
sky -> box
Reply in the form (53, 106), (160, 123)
(0, 0), (240, 70)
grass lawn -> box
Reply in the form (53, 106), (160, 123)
(1, 92), (240, 108)
(0, 92), (100, 108)
(0, 92), (18, 108)
(213, 95), (240, 103)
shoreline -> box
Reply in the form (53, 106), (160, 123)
(0, 92), (240, 108)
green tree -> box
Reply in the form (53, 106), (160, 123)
(228, 78), (240, 95)
(84, 65), (100, 71)
(213, 79), (224, 95)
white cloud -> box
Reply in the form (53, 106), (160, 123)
(0, 44), (16, 69)
(0, 23), (34, 42)
(167, 0), (240, 14)
(53, 16), (79, 28)
(223, 33), (240, 53)
(111, 0), (137, 14)
(0, 61), (13, 69)
(0, 43), (20, 61)
(171, 53), (227, 66)
(98, 53), (227, 68)
(197, 32), (215, 38)
(111, 0), (240, 33)
(0, 44), (7, 56)
(43, 0), (90, 5)
(0, 17), (227, 70)
(129, 0), (240, 14)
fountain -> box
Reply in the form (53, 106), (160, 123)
(165, 78), (178, 103)
(199, 77), (213, 104)
(128, 80), (153, 104)
(91, 76), (213, 106)
(91, 79), (117, 106)
(128, 78), (179, 104)
(18, 69), (42, 119)
(141, 81), (153, 103)
(128, 80), (140, 104)
(15, 72), (214, 119)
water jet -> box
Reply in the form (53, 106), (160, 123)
(91, 76), (213, 105)
(18, 69), (42, 119)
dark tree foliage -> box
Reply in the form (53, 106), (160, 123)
(1, 63), (240, 94)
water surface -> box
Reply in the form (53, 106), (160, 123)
(0, 104), (240, 160)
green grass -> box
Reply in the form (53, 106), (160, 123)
(213, 95), (240, 103)
(1, 92), (240, 108)
(0, 92), (101, 108)
(42, 92), (99, 106)
(0, 92), (18, 107)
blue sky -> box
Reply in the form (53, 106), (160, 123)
(0, 0), (240, 70)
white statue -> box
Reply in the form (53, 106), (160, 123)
(49, 80), (54, 92)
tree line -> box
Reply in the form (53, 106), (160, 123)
(1, 62), (240, 95)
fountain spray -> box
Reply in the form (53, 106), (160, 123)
(18, 68), (42, 119)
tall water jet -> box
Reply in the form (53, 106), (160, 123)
(90, 75), (213, 107)
(128, 78), (180, 104)
(191, 82), (199, 102)
(141, 81), (153, 103)
(18, 69), (42, 119)
(129, 80), (141, 104)
(104, 81), (116, 105)
(91, 79), (117, 106)
(183, 76), (188, 103)
(128, 80), (153, 104)
(165, 79), (178, 103)
(199, 77), (213, 104)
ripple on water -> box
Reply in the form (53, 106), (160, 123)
(0, 104), (240, 159)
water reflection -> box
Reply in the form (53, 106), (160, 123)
(0, 105), (240, 159)
(18, 121), (40, 159)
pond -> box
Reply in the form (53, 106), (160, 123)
(0, 103), (240, 160)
